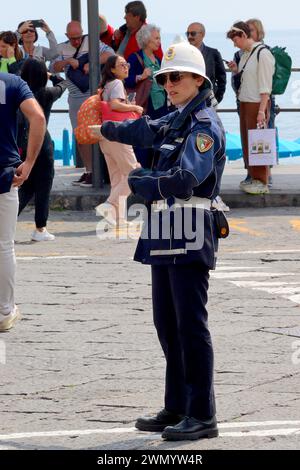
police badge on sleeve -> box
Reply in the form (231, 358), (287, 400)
(196, 133), (214, 153)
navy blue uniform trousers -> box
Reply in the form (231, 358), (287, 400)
(151, 262), (216, 420)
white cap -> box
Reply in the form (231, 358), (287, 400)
(154, 42), (212, 88)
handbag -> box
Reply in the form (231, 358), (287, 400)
(66, 53), (89, 93)
(135, 77), (153, 111)
(232, 70), (243, 93)
(66, 37), (90, 93)
(128, 53), (153, 111)
(101, 101), (140, 122)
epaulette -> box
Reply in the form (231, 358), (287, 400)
(194, 108), (212, 123)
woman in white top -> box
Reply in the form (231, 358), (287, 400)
(247, 18), (276, 132)
(96, 54), (143, 226)
(16, 20), (58, 61)
(227, 21), (275, 195)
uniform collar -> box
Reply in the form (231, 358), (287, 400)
(170, 87), (212, 130)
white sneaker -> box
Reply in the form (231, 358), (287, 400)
(242, 179), (270, 195)
(239, 175), (252, 189)
(212, 196), (230, 212)
(95, 202), (117, 226)
(31, 229), (56, 242)
(0, 306), (21, 332)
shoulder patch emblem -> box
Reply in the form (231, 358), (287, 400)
(164, 47), (175, 61)
(196, 133), (214, 153)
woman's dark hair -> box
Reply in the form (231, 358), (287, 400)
(226, 21), (251, 39)
(100, 55), (120, 88)
(0, 31), (23, 61)
(17, 21), (38, 44)
(125, 1), (147, 22)
(21, 58), (48, 93)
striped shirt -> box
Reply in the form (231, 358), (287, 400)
(50, 36), (114, 98)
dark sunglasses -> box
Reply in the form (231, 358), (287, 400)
(22, 29), (35, 34)
(185, 31), (201, 38)
(155, 72), (185, 87)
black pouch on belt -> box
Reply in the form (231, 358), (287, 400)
(211, 208), (230, 239)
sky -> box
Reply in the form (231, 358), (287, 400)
(2, 0), (300, 38)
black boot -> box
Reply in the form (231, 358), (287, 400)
(135, 408), (183, 432)
(162, 416), (218, 441)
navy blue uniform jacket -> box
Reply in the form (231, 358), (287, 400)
(101, 88), (226, 269)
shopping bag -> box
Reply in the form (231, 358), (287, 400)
(248, 128), (277, 166)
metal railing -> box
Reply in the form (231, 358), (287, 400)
(50, 67), (300, 183)
(216, 67), (300, 113)
(51, 67), (300, 116)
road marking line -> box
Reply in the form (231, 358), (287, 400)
(211, 272), (295, 279)
(219, 421), (300, 428)
(216, 267), (267, 271)
(16, 256), (89, 261)
(220, 428), (300, 437)
(231, 278), (300, 304)
(290, 219), (300, 232)
(242, 286), (300, 295)
(222, 249), (300, 255)
(0, 428), (137, 440)
(285, 294), (300, 305)
(229, 219), (265, 237)
(231, 281), (300, 287)
(1, 421), (300, 441)
(230, 271), (300, 305)
(15, 250), (300, 259)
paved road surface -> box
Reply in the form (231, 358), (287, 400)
(0, 207), (299, 450)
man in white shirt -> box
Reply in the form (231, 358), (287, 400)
(51, 21), (114, 187)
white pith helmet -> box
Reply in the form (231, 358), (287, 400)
(154, 41), (212, 88)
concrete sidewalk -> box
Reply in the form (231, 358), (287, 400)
(49, 161), (300, 210)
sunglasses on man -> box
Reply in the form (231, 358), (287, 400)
(67, 35), (83, 41)
(155, 71), (185, 87)
(185, 31), (202, 38)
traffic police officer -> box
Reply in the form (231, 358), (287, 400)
(91, 42), (226, 441)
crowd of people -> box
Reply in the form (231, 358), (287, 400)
(0, 2), (277, 234)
